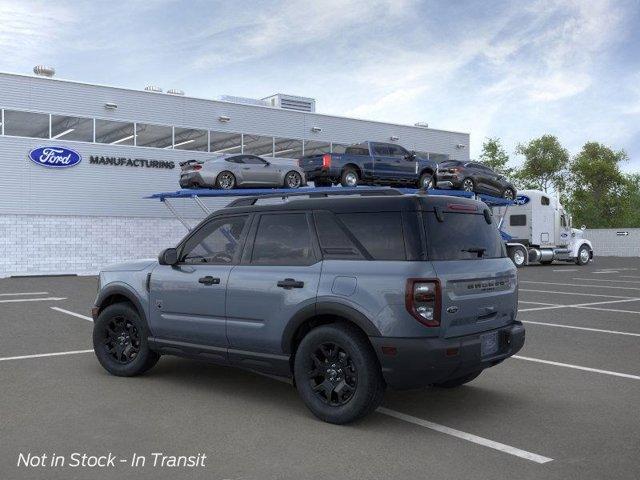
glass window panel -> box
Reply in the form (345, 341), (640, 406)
(136, 123), (172, 148)
(51, 115), (93, 142)
(251, 214), (314, 266)
(4, 110), (49, 138)
(243, 134), (273, 156)
(210, 131), (242, 154)
(95, 119), (135, 145)
(173, 127), (208, 151)
(273, 137), (303, 158)
(331, 143), (349, 154)
(181, 216), (248, 264)
(303, 140), (331, 156)
(338, 212), (406, 260)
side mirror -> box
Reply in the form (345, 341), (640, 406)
(158, 247), (178, 266)
(263, 160), (271, 166)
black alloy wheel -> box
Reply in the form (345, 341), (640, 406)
(102, 315), (141, 364)
(307, 342), (358, 407)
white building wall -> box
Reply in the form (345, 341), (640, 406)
(0, 214), (186, 277)
(584, 228), (640, 257)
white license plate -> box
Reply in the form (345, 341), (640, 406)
(481, 332), (499, 357)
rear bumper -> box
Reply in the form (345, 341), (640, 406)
(179, 172), (207, 188)
(369, 323), (525, 390)
(435, 174), (463, 189)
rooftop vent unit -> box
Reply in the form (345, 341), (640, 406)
(167, 89), (185, 96)
(219, 95), (270, 107)
(414, 122), (429, 128)
(262, 94), (316, 113)
(144, 85), (163, 93)
(33, 65), (55, 77)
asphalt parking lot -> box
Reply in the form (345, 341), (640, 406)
(1, 257), (639, 480)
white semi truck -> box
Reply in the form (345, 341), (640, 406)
(492, 189), (593, 267)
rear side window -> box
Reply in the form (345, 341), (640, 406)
(338, 212), (406, 260)
(372, 144), (390, 156)
(510, 214), (527, 226)
(424, 212), (505, 260)
(314, 212), (365, 260)
(345, 146), (369, 156)
(251, 214), (315, 265)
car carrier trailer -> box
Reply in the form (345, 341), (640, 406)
(148, 186), (590, 267)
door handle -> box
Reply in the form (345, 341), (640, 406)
(277, 278), (304, 289)
(198, 276), (220, 285)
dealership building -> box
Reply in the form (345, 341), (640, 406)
(0, 69), (470, 276)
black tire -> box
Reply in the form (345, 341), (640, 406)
(284, 170), (303, 189)
(434, 370), (482, 388)
(502, 187), (516, 200)
(215, 171), (236, 190)
(419, 172), (434, 190)
(294, 323), (384, 424)
(314, 179), (332, 187)
(93, 303), (159, 377)
(576, 245), (591, 265)
(340, 168), (359, 187)
(461, 177), (475, 192)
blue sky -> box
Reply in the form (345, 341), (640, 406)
(1, 0), (639, 171)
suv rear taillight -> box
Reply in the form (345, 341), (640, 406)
(193, 164), (202, 171)
(322, 154), (331, 169)
(405, 279), (441, 327)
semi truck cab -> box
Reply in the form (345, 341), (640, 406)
(492, 189), (593, 267)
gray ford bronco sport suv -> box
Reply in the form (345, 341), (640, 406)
(92, 190), (524, 424)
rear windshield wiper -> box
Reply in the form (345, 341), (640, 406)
(461, 247), (486, 258)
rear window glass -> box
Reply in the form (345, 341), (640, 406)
(338, 212), (405, 260)
(424, 212), (505, 260)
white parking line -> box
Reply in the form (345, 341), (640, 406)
(520, 281), (640, 291)
(573, 306), (640, 315)
(514, 356), (640, 381)
(593, 270), (619, 274)
(520, 289), (636, 299)
(377, 407), (553, 464)
(518, 301), (560, 306)
(0, 349), (93, 362)
(573, 278), (640, 284)
(620, 275), (640, 279)
(0, 291), (49, 296)
(50, 307), (93, 322)
(518, 297), (640, 312)
(0, 297), (67, 304)
(521, 320), (640, 337)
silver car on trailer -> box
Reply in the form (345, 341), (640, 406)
(179, 154), (307, 189)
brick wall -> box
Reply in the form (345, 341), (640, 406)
(0, 215), (188, 277)
(584, 228), (640, 257)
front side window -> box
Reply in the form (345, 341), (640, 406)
(251, 214), (315, 265)
(387, 145), (409, 158)
(181, 216), (248, 264)
(424, 212), (506, 260)
(337, 212), (405, 260)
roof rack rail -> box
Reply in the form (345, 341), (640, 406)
(226, 187), (404, 207)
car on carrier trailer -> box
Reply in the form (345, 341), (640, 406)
(492, 189), (593, 267)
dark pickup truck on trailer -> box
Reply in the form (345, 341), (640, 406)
(298, 141), (438, 189)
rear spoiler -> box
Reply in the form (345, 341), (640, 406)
(179, 159), (203, 167)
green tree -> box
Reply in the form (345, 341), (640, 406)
(479, 137), (513, 176)
(514, 135), (569, 192)
(566, 142), (629, 228)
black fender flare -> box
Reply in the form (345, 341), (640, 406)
(94, 282), (148, 325)
(281, 301), (382, 354)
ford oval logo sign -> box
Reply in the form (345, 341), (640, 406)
(514, 195), (530, 206)
(28, 146), (82, 168)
